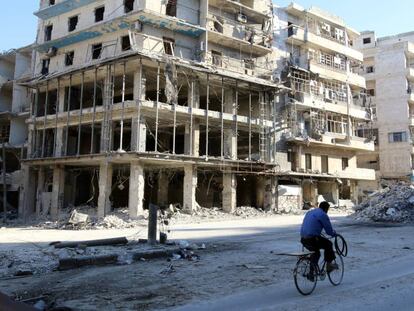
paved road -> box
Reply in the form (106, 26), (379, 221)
(171, 220), (414, 311)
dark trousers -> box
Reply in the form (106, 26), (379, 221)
(301, 236), (336, 266)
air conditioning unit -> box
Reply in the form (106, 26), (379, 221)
(237, 13), (247, 24)
(245, 69), (254, 76)
(325, 89), (333, 101)
(45, 46), (57, 57)
(131, 21), (142, 32)
(321, 23), (331, 33)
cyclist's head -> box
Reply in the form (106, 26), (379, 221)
(319, 201), (330, 213)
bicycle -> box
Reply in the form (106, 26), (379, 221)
(279, 234), (348, 296)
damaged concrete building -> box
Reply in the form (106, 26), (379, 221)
(272, 4), (376, 207)
(19, 0), (282, 218)
(0, 47), (33, 212)
(355, 31), (414, 190)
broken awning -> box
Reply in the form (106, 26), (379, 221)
(34, 0), (98, 20)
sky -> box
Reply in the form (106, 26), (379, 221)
(0, 1), (412, 52)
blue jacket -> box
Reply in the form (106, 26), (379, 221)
(300, 208), (336, 238)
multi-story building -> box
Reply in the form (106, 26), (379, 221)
(273, 3), (376, 206)
(356, 31), (414, 190)
(0, 46), (32, 212)
(19, 0), (281, 219)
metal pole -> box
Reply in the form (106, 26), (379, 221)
(248, 84), (252, 161)
(119, 62), (126, 152)
(189, 75), (194, 155)
(42, 81), (49, 158)
(77, 71), (84, 156)
(206, 73), (209, 158)
(54, 78), (60, 157)
(155, 62), (160, 152)
(91, 68), (98, 154)
(2, 140), (6, 223)
(33, 88), (39, 158)
(65, 75), (72, 156)
(220, 77), (224, 159)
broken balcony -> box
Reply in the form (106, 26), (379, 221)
(287, 25), (363, 62)
(207, 14), (272, 56)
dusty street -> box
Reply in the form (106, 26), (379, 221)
(1, 214), (414, 310)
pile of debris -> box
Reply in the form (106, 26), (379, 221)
(353, 182), (414, 222)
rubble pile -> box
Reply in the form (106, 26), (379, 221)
(167, 205), (273, 223)
(353, 183), (414, 222)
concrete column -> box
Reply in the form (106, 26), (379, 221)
(263, 177), (277, 212)
(97, 162), (113, 217)
(131, 65), (147, 152)
(51, 166), (65, 220)
(157, 171), (169, 206)
(55, 127), (64, 157)
(55, 85), (65, 157)
(184, 78), (200, 156)
(128, 162), (144, 218)
(223, 171), (236, 213)
(184, 123), (200, 156)
(223, 89), (237, 160)
(133, 66), (146, 101)
(35, 168), (45, 216)
(183, 165), (198, 212)
(18, 164), (36, 219)
(131, 117), (147, 152)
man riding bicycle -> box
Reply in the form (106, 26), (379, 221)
(300, 201), (338, 273)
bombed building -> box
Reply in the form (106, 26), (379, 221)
(272, 4), (376, 207)
(18, 0), (283, 219)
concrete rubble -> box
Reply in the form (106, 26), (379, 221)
(353, 182), (414, 222)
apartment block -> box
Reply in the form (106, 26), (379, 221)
(19, 0), (281, 219)
(0, 46), (32, 212)
(356, 31), (414, 190)
(273, 3), (376, 206)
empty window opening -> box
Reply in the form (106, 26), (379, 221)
(366, 66), (374, 73)
(92, 43), (102, 59)
(0, 124), (10, 141)
(44, 25), (53, 42)
(321, 155), (329, 173)
(41, 59), (50, 75)
(163, 37), (175, 55)
(367, 89), (375, 96)
(68, 16), (78, 32)
(342, 157), (349, 170)
(65, 51), (74, 66)
(121, 35), (131, 51)
(363, 37), (371, 44)
(166, 0), (177, 17)
(95, 6), (105, 22)
(124, 0), (134, 13)
(211, 50), (222, 67)
(305, 153), (312, 170)
(49, 0), (55, 5)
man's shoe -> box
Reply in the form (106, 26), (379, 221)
(306, 272), (315, 282)
(327, 262), (339, 273)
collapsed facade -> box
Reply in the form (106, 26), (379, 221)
(0, 47), (33, 212)
(19, 0), (282, 219)
(273, 4), (376, 206)
(356, 31), (414, 191)
(13, 1), (377, 219)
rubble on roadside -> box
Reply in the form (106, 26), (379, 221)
(353, 182), (414, 222)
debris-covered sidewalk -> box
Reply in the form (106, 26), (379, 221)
(353, 182), (414, 222)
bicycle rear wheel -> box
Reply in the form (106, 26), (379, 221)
(294, 257), (317, 295)
(328, 255), (344, 286)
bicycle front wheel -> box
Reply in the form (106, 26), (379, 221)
(328, 255), (344, 286)
(294, 257), (317, 295)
